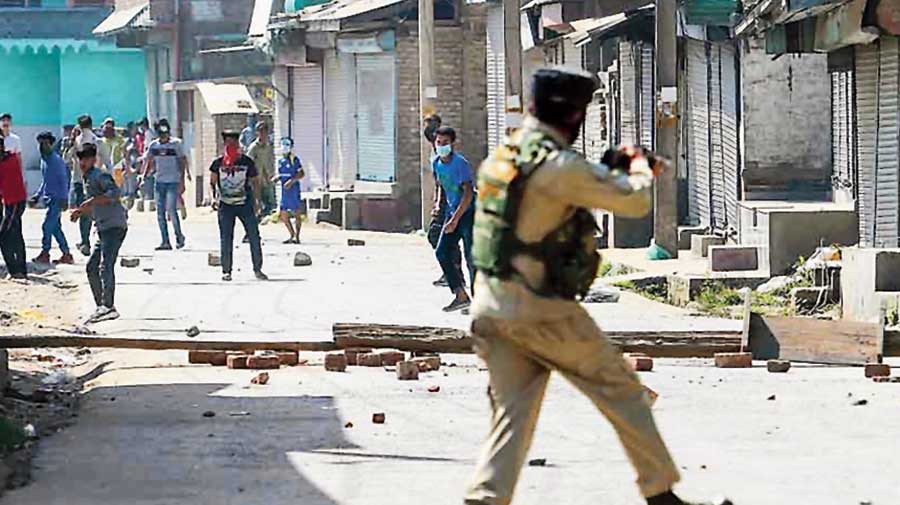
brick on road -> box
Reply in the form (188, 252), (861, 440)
(864, 363), (891, 378)
(379, 351), (405, 366)
(188, 350), (227, 366)
(357, 352), (383, 367)
(247, 355), (280, 370)
(396, 361), (419, 380)
(227, 354), (250, 370)
(714, 352), (752, 368)
(344, 348), (373, 366)
(325, 353), (348, 372)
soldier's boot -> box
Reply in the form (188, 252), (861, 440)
(647, 491), (733, 505)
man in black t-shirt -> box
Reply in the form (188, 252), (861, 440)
(209, 130), (267, 282)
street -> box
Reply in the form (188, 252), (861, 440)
(1, 211), (898, 504)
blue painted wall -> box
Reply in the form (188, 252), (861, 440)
(0, 50), (61, 125)
(59, 50), (147, 125)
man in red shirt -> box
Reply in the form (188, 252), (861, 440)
(0, 135), (28, 279)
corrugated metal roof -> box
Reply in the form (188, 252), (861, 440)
(683, 0), (738, 26)
(289, 0), (407, 22)
(196, 82), (260, 116)
(92, 2), (151, 36)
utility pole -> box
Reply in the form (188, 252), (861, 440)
(418, 0), (436, 229)
(654, 0), (678, 257)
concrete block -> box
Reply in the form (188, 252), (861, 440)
(791, 286), (829, 312)
(767, 359), (791, 373)
(276, 351), (299, 366)
(627, 355), (654, 372)
(247, 355), (280, 370)
(344, 348), (374, 366)
(357, 352), (383, 367)
(714, 352), (752, 368)
(678, 226), (707, 250)
(324, 353), (347, 372)
(227, 354), (250, 370)
(412, 356), (441, 372)
(396, 361), (420, 380)
(709, 246), (759, 272)
(293, 252), (312, 267)
(208, 253), (221, 267)
(843, 248), (900, 323)
(120, 257), (140, 268)
(378, 351), (405, 366)
(864, 363), (891, 378)
(691, 235), (726, 258)
(188, 350), (227, 366)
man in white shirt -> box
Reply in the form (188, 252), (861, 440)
(65, 114), (99, 256)
(0, 113), (22, 156)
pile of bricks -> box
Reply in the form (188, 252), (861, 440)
(324, 348), (443, 380)
(188, 350), (302, 370)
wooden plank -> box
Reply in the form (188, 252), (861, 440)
(748, 314), (884, 365)
(0, 335), (336, 352)
(333, 323), (742, 357)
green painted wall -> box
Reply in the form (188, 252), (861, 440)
(0, 51), (61, 125)
(42, 0), (68, 7)
(60, 50), (147, 125)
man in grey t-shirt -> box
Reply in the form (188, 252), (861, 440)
(142, 123), (187, 250)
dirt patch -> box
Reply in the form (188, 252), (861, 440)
(0, 268), (83, 337)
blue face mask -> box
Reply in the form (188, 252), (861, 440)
(435, 144), (452, 157)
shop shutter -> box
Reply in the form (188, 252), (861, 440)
(707, 41), (740, 232)
(686, 39), (711, 227)
(708, 43), (727, 232)
(619, 41), (639, 145)
(290, 65), (326, 191)
(639, 41), (655, 149)
(355, 53), (397, 183)
(486, 5), (507, 152)
(831, 68), (856, 204)
(324, 50), (357, 189)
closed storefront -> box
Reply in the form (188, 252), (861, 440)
(355, 53), (397, 182)
(685, 38), (740, 233)
(830, 52), (856, 205)
(325, 50), (358, 190)
(856, 35), (900, 248)
(290, 65), (326, 191)
(486, 4), (506, 151)
(617, 40), (653, 148)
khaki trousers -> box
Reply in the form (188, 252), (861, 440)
(464, 311), (681, 505)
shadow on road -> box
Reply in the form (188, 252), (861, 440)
(6, 383), (357, 505)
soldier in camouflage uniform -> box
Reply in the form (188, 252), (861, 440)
(464, 68), (731, 505)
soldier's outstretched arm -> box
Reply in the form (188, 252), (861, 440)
(541, 150), (653, 218)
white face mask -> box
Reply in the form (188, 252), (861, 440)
(279, 142), (292, 155)
(435, 144), (452, 157)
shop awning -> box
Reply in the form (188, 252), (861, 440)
(195, 82), (260, 116)
(92, 2), (152, 37)
(249, 0), (275, 39)
(270, 0), (412, 32)
(579, 4), (654, 45)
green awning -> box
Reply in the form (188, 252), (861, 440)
(0, 38), (114, 55)
(683, 0), (738, 26)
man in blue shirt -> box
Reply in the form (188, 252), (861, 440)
(31, 131), (73, 265)
(432, 126), (476, 312)
(273, 137), (305, 244)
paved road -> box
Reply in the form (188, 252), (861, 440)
(17, 209), (740, 345)
(5, 349), (899, 505)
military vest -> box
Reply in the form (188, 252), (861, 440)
(473, 130), (600, 300)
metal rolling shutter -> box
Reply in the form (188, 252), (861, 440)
(686, 39), (711, 227)
(290, 65), (326, 191)
(486, 5), (506, 151)
(708, 43), (727, 232)
(325, 50), (358, 190)
(857, 37), (900, 247)
(719, 43), (740, 230)
(355, 53), (397, 182)
(831, 68), (855, 203)
(639, 42), (655, 149)
(619, 41), (639, 145)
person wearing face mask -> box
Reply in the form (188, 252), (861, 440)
(30, 132), (73, 265)
(209, 130), (267, 282)
(142, 121), (187, 250)
(431, 126), (476, 312)
(272, 137), (305, 244)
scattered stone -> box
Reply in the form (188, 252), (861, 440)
(347, 239), (366, 246)
(185, 325), (201, 338)
(324, 353), (348, 372)
(247, 355), (280, 370)
(119, 257), (140, 268)
(396, 361), (420, 381)
(344, 422), (353, 428)
(412, 356), (441, 372)
(372, 413), (386, 424)
(864, 363), (891, 378)
(208, 253), (221, 267)
(379, 350), (405, 366)
(357, 352), (383, 367)
(873, 376), (900, 383)
(229, 412), (251, 417)
(627, 355), (654, 372)
(852, 399), (868, 406)
(767, 360), (791, 373)
(767, 395), (776, 401)
(202, 410), (216, 418)
(251, 372), (270, 385)
(714, 352), (752, 368)
(293, 252), (313, 268)
(227, 354), (250, 370)
(344, 348), (374, 366)
(528, 458), (547, 467)
(189, 350), (227, 366)
(275, 351), (299, 366)
(427, 385), (441, 393)
(583, 286), (621, 303)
